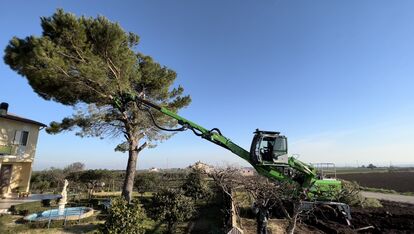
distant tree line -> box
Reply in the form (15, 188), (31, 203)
(30, 162), (125, 195)
(30, 162), (205, 197)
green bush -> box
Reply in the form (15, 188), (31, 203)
(41, 199), (52, 207)
(151, 188), (195, 233)
(338, 180), (382, 208)
(182, 168), (212, 202)
(134, 172), (161, 196)
(102, 197), (148, 234)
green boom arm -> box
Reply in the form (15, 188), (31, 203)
(131, 96), (319, 188)
(137, 97), (250, 159)
(123, 96), (348, 218)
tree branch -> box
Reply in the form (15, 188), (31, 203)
(56, 50), (84, 62)
(70, 40), (86, 62)
(136, 142), (147, 152)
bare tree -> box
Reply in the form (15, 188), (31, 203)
(242, 175), (306, 234)
(211, 167), (308, 234)
(210, 167), (243, 229)
(243, 175), (278, 234)
(284, 195), (304, 234)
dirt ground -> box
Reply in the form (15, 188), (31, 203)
(351, 200), (414, 233)
(305, 200), (414, 233)
(241, 218), (323, 234)
(337, 172), (414, 193)
(240, 201), (414, 233)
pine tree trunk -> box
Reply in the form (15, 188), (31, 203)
(122, 141), (138, 203)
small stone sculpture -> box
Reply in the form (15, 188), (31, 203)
(58, 179), (69, 215)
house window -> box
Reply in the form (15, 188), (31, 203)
(14, 131), (29, 146)
(20, 131), (29, 146)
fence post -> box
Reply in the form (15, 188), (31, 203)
(78, 207), (82, 224)
(63, 207), (68, 226)
(47, 209), (53, 229)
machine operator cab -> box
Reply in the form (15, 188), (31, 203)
(250, 129), (289, 165)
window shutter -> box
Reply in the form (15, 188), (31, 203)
(13, 131), (21, 145)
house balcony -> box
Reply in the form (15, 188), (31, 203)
(0, 144), (18, 159)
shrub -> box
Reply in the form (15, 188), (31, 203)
(134, 172), (161, 196)
(182, 168), (212, 202)
(102, 197), (148, 234)
(337, 181), (363, 206)
(338, 180), (382, 208)
(151, 188), (195, 233)
(41, 199), (51, 207)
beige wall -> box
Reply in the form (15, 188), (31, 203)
(0, 118), (42, 196)
(0, 118), (41, 162)
(0, 162), (32, 194)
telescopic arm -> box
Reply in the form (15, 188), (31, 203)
(136, 97), (251, 162)
(118, 94), (316, 187)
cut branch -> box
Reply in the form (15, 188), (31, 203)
(136, 142), (147, 152)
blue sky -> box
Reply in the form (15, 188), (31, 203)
(1, 1), (413, 170)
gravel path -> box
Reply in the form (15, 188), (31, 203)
(361, 191), (414, 204)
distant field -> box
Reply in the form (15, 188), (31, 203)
(335, 167), (414, 174)
(337, 171), (414, 193)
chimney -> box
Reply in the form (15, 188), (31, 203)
(0, 102), (9, 115)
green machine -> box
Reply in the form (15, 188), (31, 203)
(119, 94), (351, 222)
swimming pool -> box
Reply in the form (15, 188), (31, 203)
(24, 207), (94, 222)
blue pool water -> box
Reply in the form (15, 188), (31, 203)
(24, 207), (91, 221)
